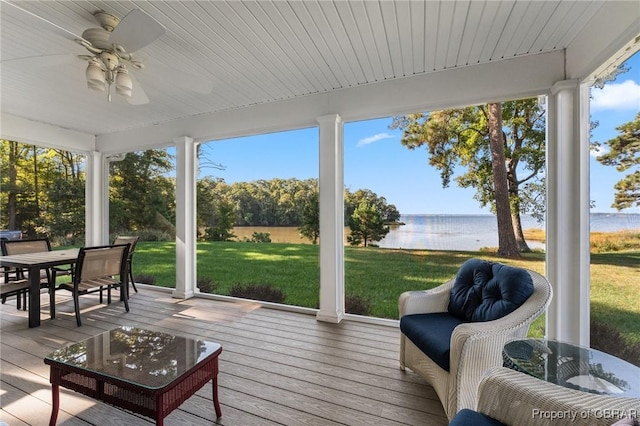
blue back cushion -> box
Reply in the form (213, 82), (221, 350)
(448, 258), (534, 322)
(400, 312), (465, 371)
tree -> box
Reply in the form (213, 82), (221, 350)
(299, 191), (320, 244)
(488, 103), (519, 257)
(596, 112), (640, 209)
(390, 98), (545, 255)
(109, 150), (175, 235)
(204, 199), (237, 241)
(347, 201), (390, 247)
(344, 188), (400, 225)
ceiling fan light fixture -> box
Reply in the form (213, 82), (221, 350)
(115, 68), (132, 98)
(86, 61), (106, 89)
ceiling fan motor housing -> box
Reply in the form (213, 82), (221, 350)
(81, 27), (112, 51)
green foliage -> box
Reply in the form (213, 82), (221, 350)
(345, 294), (371, 316)
(347, 201), (390, 247)
(197, 277), (217, 293)
(591, 321), (640, 366)
(109, 150), (175, 235)
(298, 190), (320, 243)
(136, 228), (173, 242)
(229, 283), (286, 303)
(344, 188), (400, 225)
(203, 198), (236, 241)
(250, 232), (272, 243)
(596, 112), (640, 210)
(133, 274), (156, 284)
(0, 140), (86, 242)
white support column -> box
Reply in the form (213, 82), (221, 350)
(173, 136), (197, 299)
(316, 114), (345, 323)
(546, 80), (591, 346)
(84, 151), (107, 246)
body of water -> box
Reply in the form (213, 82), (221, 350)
(378, 213), (640, 251)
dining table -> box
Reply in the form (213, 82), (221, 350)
(1, 248), (79, 328)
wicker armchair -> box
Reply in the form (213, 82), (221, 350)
(399, 260), (552, 420)
(450, 367), (640, 426)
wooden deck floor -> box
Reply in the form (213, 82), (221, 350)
(0, 287), (447, 425)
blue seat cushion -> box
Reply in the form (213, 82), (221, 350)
(400, 312), (466, 371)
(448, 258), (534, 322)
(449, 409), (507, 426)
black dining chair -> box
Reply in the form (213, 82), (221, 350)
(1, 238), (59, 310)
(113, 235), (139, 297)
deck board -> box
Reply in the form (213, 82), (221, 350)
(0, 287), (447, 425)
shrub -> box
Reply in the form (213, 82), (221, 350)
(136, 228), (173, 242)
(591, 321), (640, 367)
(346, 294), (371, 316)
(197, 277), (217, 294)
(230, 283), (285, 303)
(251, 232), (272, 243)
(134, 274), (156, 285)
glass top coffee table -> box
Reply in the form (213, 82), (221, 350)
(44, 326), (222, 426)
(503, 338), (640, 398)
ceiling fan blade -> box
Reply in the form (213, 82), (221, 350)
(1, 1), (87, 43)
(110, 9), (165, 52)
(0, 54), (75, 67)
(127, 72), (150, 105)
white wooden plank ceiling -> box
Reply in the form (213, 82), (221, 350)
(0, 1), (621, 137)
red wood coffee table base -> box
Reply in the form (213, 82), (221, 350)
(45, 327), (222, 426)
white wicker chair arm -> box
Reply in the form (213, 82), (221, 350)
(398, 278), (455, 317)
(477, 367), (640, 426)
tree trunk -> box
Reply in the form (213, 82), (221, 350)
(7, 141), (18, 230)
(512, 210), (531, 252)
(33, 145), (40, 217)
(488, 103), (520, 258)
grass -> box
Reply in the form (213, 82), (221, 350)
(132, 240), (640, 364)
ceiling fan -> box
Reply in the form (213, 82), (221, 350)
(2, 2), (212, 105)
(75, 9), (165, 104)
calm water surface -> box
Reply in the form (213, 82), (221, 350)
(378, 213), (640, 251)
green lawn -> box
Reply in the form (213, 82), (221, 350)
(133, 241), (640, 363)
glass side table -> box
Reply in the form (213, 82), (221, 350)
(503, 338), (640, 398)
(44, 326), (222, 426)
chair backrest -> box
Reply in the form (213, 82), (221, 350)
(1, 237), (52, 256)
(113, 236), (139, 255)
(75, 244), (129, 283)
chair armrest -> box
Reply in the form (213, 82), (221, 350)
(398, 278), (455, 317)
(477, 367), (640, 426)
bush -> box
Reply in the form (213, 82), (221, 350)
(591, 321), (640, 367)
(134, 274), (156, 285)
(346, 294), (371, 316)
(230, 283), (285, 303)
(251, 232), (271, 243)
(197, 277), (217, 293)
(136, 228), (173, 242)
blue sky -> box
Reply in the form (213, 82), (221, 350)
(202, 52), (640, 215)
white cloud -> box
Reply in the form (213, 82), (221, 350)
(590, 144), (609, 158)
(591, 80), (640, 111)
(357, 132), (394, 147)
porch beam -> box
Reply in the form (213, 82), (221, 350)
(173, 136), (197, 299)
(545, 80), (591, 346)
(316, 114), (345, 323)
